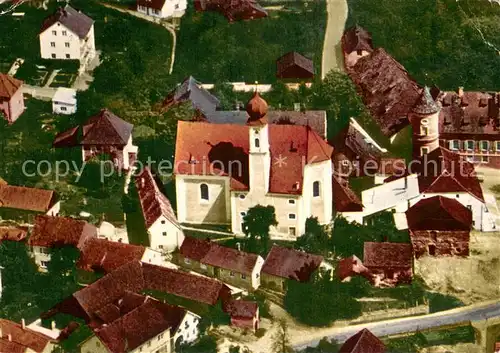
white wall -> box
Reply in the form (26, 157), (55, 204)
(46, 201), (60, 216)
(137, 0), (187, 19)
(30, 246), (51, 271)
(251, 256), (264, 289)
(52, 101), (76, 115)
(40, 23), (82, 60)
(303, 160), (333, 225)
(148, 215), (185, 252)
(174, 312), (200, 346)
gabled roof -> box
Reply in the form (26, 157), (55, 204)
(28, 215), (97, 249)
(0, 226), (28, 242)
(40, 5), (93, 39)
(135, 167), (180, 229)
(180, 236), (261, 275)
(0, 184), (55, 213)
(363, 242), (412, 269)
(0, 319), (53, 353)
(333, 176), (363, 212)
(0, 73), (23, 100)
(339, 328), (385, 353)
(81, 109), (133, 146)
(174, 121), (333, 194)
(342, 25), (374, 55)
(162, 76), (220, 115)
(406, 196), (473, 231)
(226, 300), (258, 319)
(276, 51), (314, 78)
(136, 0), (167, 11)
(261, 245), (323, 282)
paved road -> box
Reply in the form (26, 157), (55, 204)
(294, 301), (500, 349)
(321, 0), (348, 78)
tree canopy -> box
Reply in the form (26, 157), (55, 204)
(242, 204), (278, 254)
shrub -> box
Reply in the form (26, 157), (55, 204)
(427, 293), (464, 313)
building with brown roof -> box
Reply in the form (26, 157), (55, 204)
(135, 167), (184, 252)
(342, 25), (374, 69)
(261, 245), (323, 292)
(0, 73), (24, 124)
(136, 0), (187, 19)
(339, 328), (385, 353)
(336, 255), (371, 282)
(0, 319), (55, 353)
(0, 226), (28, 244)
(28, 215), (97, 271)
(226, 299), (259, 332)
(175, 93), (334, 240)
(52, 109), (138, 170)
(363, 242), (413, 287)
(406, 196), (472, 258)
(178, 236), (264, 289)
(276, 52), (314, 80)
(194, 0), (267, 22)
(333, 176), (363, 213)
(0, 183), (60, 221)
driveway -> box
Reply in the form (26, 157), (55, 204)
(321, 0), (349, 78)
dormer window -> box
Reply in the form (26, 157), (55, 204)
(254, 138), (260, 148)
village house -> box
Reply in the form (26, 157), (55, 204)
(174, 93), (334, 240)
(406, 196), (472, 258)
(276, 51), (314, 80)
(52, 87), (77, 115)
(336, 255), (370, 282)
(39, 5), (95, 68)
(28, 215), (97, 270)
(225, 300), (259, 332)
(0, 73), (24, 124)
(136, 0), (187, 19)
(332, 176), (364, 214)
(341, 25), (374, 69)
(363, 242), (413, 287)
(178, 236), (264, 289)
(52, 109), (138, 171)
(339, 328), (386, 353)
(0, 319), (56, 353)
(194, 0), (267, 22)
(260, 245), (323, 292)
(135, 167), (185, 253)
(0, 183), (60, 222)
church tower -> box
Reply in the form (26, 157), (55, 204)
(246, 91), (270, 195)
(408, 86), (441, 159)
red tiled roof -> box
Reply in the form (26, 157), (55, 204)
(333, 176), (363, 212)
(0, 73), (23, 100)
(406, 196), (473, 231)
(261, 245), (323, 282)
(363, 242), (412, 269)
(142, 263), (231, 305)
(0, 319), (52, 353)
(276, 52), (314, 79)
(135, 167), (180, 229)
(175, 121), (333, 194)
(180, 237), (261, 275)
(0, 184), (55, 212)
(81, 109), (133, 146)
(0, 338), (27, 353)
(336, 255), (370, 281)
(0, 226), (28, 242)
(28, 215), (97, 248)
(226, 300), (258, 319)
(136, 0), (166, 11)
(78, 238), (146, 273)
(339, 328), (385, 353)
(377, 158), (406, 175)
(342, 26), (374, 55)
(94, 292), (147, 325)
(52, 126), (79, 148)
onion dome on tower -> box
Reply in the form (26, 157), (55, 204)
(246, 91), (268, 126)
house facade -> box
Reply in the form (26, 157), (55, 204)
(137, 0), (187, 19)
(52, 87), (77, 115)
(226, 300), (259, 332)
(174, 93), (333, 240)
(0, 73), (24, 124)
(39, 5), (95, 67)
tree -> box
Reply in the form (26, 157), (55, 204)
(295, 217), (330, 255)
(271, 319), (295, 353)
(177, 335), (218, 353)
(242, 205), (278, 254)
(229, 345), (253, 353)
(301, 337), (340, 353)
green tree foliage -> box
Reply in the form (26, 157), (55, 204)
(177, 335), (218, 353)
(385, 331), (428, 353)
(229, 345), (253, 353)
(301, 337), (340, 353)
(284, 270), (362, 326)
(197, 301), (230, 334)
(271, 319), (295, 353)
(427, 293), (464, 313)
(242, 205), (278, 254)
(295, 217), (330, 256)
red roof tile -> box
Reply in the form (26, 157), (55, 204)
(0, 226), (28, 242)
(333, 176), (363, 212)
(363, 242), (412, 269)
(336, 255), (370, 281)
(28, 215), (97, 248)
(81, 109), (133, 146)
(0, 184), (56, 213)
(0, 319), (52, 353)
(0, 73), (23, 100)
(339, 328), (385, 353)
(226, 300), (258, 319)
(135, 167), (180, 229)
(261, 245), (323, 282)
(406, 196), (473, 231)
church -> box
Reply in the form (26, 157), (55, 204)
(174, 92), (334, 240)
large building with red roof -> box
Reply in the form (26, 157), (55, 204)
(0, 73), (24, 124)
(174, 92), (334, 240)
(339, 328), (385, 353)
(0, 319), (55, 353)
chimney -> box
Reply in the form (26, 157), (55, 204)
(51, 321), (56, 330)
(21, 319), (25, 330)
(458, 86), (464, 98)
(236, 242), (241, 251)
(7, 334), (12, 342)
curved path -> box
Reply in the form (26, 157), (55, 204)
(321, 0), (349, 78)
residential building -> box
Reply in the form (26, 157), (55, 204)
(339, 328), (386, 353)
(194, 0), (267, 22)
(0, 73), (24, 124)
(137, 0), (187, 19)
(363, 242), (413, 287)
(28, 215), (97, 270)
(260, 245), (323, 292)
(178, 236), (264, 289)
(332, 176), (363, 214)
(336, 255), (370, 282)
(226, 300), (259, 332)
(135, 167), (185, 252)
(174, 93), (334, 240)
(52, 87), (77, 115)
(39, 5), (95, 67)
(276, 52), (314, 80)
(0, 319), (55, 353)
(52, 109), (138, 170)
(406, 196), (472, 258)
(342, 25), (374, 69)
(0, 183), (60, 221)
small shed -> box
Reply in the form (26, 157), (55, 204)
(52, 87), (77, 115)
(276, 52), (314, 80)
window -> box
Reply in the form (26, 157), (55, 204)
(60, 106), (67, 111)
(456, 194), (460, 198)
(161, 220), (166, 224)
(65, 54), (70, 59)
(421, 118), (429, 125)
(62, 30), (67, 36)
(230, 271), (235, 277)
(51, 53), (56, 58)
(421, 126), (429, 136)
(467, 205), (472, 210)
(40, 261), (49, 268)
(65, 42), (70, 48)
(496, 141), (500, 152)
(200, 184), (209, 201)
(96, 341), (101, 347)
(356, 49), (362, 56)
(240, 212), (246, 217)
(175, 4), (179, 8)
(466, 140), (475, 151)
(50, 42), (55, 47)
(148, 342), (151, 347)
(158, 333), (164, 340)
(200, 263), (207, 270)
(184, 258), (191, 265)
(481, 140), (489, 151)
(449, 140), (459, 150)
(254, 138), (260, 148)
(52, 30), (57, 35)
(241, 274), (246, 279)
(289, 227), (296, 236)
(421, 147), (429, 155)
(466, 155), (474, 162)
(288, 213), (296, 220)
(239, 194), (246, 200)
(288, 199), (295, 205)
(158, 245), (163, 249)
(341, 160), (350, 167)
(482, 155), (489, 163)
(313, 181), (320, 197)
(162, 232), (167, 236)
